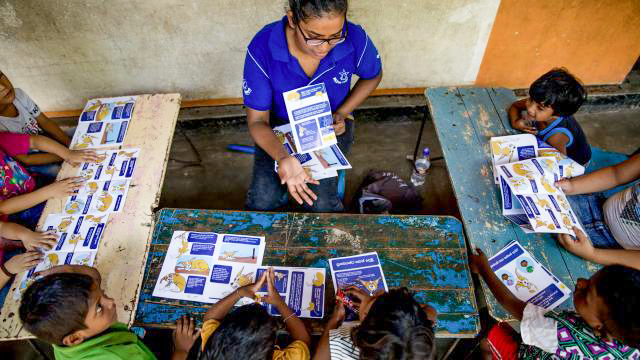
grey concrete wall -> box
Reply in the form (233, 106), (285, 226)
(0, 0), (499, 110)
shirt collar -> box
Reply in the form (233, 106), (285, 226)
(269, 16), (354, 64)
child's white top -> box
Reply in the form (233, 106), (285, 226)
(329, 322), (360, 360)
(0, 88), (42, 134)
(520, 303), (559, 353)
(604, 183), (640, 249)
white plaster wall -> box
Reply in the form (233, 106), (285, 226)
(0, 0), (499, 110)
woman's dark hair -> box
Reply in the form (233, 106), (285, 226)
(19, 273), (93, 345)
(289, 0), (348, 23)
(595, 265), (640, 347)
(351, 287), (436, 360)
(188, 304), (276, 360)
(528, 68), (586, 117)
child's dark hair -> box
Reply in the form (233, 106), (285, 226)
(351, 287), (436, 360)
(188, 304), (276, 360)
(19, 273), (93, 345)
(596, 265), (640, 347)
(529, 68), (586, 116)
(289, 0), (348, 24)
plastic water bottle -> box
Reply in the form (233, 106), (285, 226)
(410, 147), (431, 186)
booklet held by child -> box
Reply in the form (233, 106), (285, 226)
(489, 240), (571, 310)
(283, 83), (337, 153)
(273, 124), (351, 180)
(329, 252), (388, 321)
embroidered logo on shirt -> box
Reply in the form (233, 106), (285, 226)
(333, 69), (349, 85)
(242, 79), (252, 96)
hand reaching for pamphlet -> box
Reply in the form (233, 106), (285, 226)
(468, 247), (490, 275)
(45, 177), (85, 199)
(557, 227), (595, 260)
(332, 112), (347, 136)
(326, 300), (346, 330)
(3, 251), (43, 276)
(64, 149), (102, 166)
(21, 230), (58, 251)
(555, 178), (576, 194)
(277, 156), (319, 206)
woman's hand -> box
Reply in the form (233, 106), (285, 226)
(555, 178), (576, 194)
(21, 230), (58, 251)
(64, 149), (102, 166)
(4, 251), (43, 275)
(332, 112), (347, 136)
(557, 227), (595, 260)
(44, 177), (85, 198)
(277, 156), (319, 206)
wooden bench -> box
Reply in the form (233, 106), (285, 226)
(133, 208), (481, 338)
(0, 94), (181, 340)
(424, 87), (620, 321)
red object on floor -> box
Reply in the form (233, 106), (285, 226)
(487, 322), (520, 360)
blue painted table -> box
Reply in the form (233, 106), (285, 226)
(133, 208), (480, 338)
(425, 87), (605, 321)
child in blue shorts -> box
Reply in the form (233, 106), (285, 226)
(509, 68), (591, 165)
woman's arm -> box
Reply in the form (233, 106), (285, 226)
(335, 72), (382, 116)
(557, 155), (640, 195)
(246, 108), (319, 206)
(36, 113), (72, 146)
(469, 248), (526, 320)
(558, 228), (640, 270)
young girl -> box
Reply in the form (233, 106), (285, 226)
(556, 154), (640, 270)
(314, 286), (437, 360)
(0, 221), (58, 305)
(178, 268), (311, 360)
(0, 132), (97, 229)
(469, 248), (640, 359)
(243, 0), (382, 212)
(0, 71), (73, 182)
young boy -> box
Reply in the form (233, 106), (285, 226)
(19, 265), (159, 360)
(509, 68), (591, 165)
(469, 248), (640, 359)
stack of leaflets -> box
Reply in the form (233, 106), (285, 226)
(490, 135), (585, 235)
(14, 149), (140, 299)
(489, 240), (571, 310)
(274, 83), (351, 180)
(153, 231), (326, 319)
(70, 96), (137, 150)
(329, 252), (388, 321)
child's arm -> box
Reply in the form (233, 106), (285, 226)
(36, 113), (72, 146)
(557, 154), (640, 195)
(558, 227), (640, 270)
(265, 268), (311, 346)
(29, 135), (100, 165)
(171, 315), (200, 360)
(0, 251), (43, 288)
(0, 221), (57, 251)
(0, 177), (84, 215)
(313, 301), (346, 360)
(545, 132), (570, 156)
(469, 248), (526, 320)
(508, 98), (537, 134)
(14, 153), (63, 166)
(203, 271), (268, 321)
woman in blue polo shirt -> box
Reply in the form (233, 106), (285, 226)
(243, 0), (383, 212)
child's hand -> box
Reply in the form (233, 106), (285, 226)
(557, 228), (595, 260)
(512, 118), (538, 135)
(45, 177), (85, 198)
(468, 248), (490, 275)
(65, 150), (101, 166)
(4, 251), (43, 275)
(263, 267), (286, 306)
(172, 315), (200, 359)
(326, 300), (346, 330)
(21, 230), (58, 251)
(237, 270), (268, 299)
(555, 178), (575, 194)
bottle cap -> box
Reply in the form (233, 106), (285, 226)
(423, 147), (430, 157)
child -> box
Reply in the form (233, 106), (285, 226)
(19, 265), (158, 360)
(0, 70), (73, 182)
(184, 267), (311, 360)
(0, 132), (96, 229)
(469, 248), (640, 359)
(556, 154), (640, 270)
(313, 286), (437, 360)
(0, 221), (57, 304)
(509, 68), (591, 165)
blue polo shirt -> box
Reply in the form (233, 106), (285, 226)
(242, 16), (382, 127)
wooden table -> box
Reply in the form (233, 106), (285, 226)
(0, 93), (182, 340)
(425, 87), (601, 321)
(134, 209), (480, 338)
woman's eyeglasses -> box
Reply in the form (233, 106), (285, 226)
(297, 20), (347, 46)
